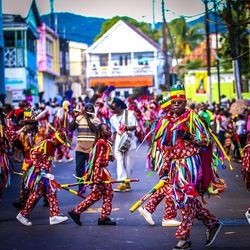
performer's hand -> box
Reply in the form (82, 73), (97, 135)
(44, 173), (55, 180)
(82, 110), (87, 118)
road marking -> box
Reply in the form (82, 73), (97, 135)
(85, 207), (120, 213)
(221, 218), (249, 226)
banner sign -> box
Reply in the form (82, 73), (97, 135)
(195, 71), (207, 94)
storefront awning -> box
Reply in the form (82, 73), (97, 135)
(89, 76), (154, 88)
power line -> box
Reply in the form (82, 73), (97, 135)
(164, 0), (225, 20)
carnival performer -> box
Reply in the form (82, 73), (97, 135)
(0, 102), (17, 198)
(12, 108), (39, 210)
(127, 98), (145, 143)
(7, 101), (30, 162)
(54, 100), (73, 162)
(96, 100), (110, 125)
(242, 132), (250, 224)
(69, 103), (100, 193)
(16, 130), (69, 226)
(138, 95), (181, 227)
(162, 84), (223, 250)
(68, 123), (116, 226)
(110, 98), (138, 192)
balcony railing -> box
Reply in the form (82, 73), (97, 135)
(4, 47), (24, 68)
(88, 64), (155, 77)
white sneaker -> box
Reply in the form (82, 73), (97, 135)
(162, 218), (181, 227)
(138, 207), (155, 226)
(16, 213), (32, 226)
(245, 211), (250, 224)
(54, 159), (63, 163)
(49, 215), (69, 225)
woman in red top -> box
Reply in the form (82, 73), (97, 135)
(68, 123), (116, 226)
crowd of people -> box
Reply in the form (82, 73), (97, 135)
(0, 85), (249, 250)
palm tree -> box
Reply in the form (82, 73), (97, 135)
(168, 17), (204, 58)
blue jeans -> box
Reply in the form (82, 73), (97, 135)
(75, 151), (89, 192)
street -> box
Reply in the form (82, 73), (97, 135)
(0, 144), (249, 250)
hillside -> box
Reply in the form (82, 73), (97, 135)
(41, 12), (106, 45)
(188, 12), (226, 33)
(41, 12), (226, 46)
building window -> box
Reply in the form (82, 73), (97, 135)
(46, 39), (53, 69)
(4, 31), (15, 47)
(99, 54), (108, 66)
(124, 91), (129, 98)
(135, 52), (153, 65)
(115, 91), (120, 97)
(46, 39), (53, 57)
(111, 53), (131, 66)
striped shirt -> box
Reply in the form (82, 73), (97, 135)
(75, 115), (100, 153)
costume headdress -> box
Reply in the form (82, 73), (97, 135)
(24, 108), (32, 119)
(170, 83), (186, 101)
(62, 100), (70, 112)
(159, 93), (171, 110)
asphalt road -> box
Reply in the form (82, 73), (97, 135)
(0, 144), (249, 250)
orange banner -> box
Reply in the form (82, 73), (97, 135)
(89, 76), (154, 88)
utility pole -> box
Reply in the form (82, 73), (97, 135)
(152, 0), (155, 30)
(204, 0), (212, 104)
(0, 0), (5, 104)
(226, 0), (242, 100)
(161, 0), (170, 91)
(213, 0), (221, 103)
(50, 0), (55, 30)
(236, 1), (242, 91)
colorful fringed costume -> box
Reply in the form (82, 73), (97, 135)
(143, 109), (178, 222)
(12, 109), (41, 209)
(72, 139), (114, 220)
(148, 109), (230, 206)
(19, 135), (65, 219)
(149, 84), (225, 246)
(0, 113), (17, 197)
(242, 133), (250, 191)
(54, 101), (73, 161)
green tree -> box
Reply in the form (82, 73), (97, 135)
(167, 17), (204, 58)
(219, 0), (250, 78)
(94, 16), (161, 43)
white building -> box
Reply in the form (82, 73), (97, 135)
(69, 41), (88, 98)
(85, 20), (165, 97)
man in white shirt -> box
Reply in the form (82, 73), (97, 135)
(110, 98), (138, 192)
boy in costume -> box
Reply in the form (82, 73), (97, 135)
(16, 130), (69, 226)
(68, 123), (116, 226)
(13, 108), (39, 209)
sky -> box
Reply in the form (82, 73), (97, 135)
(3, 0), (207, 23)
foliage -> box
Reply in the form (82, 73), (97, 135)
(185, 59), (203, 70)
(94, 16), (161, 43)
(219, 0), (250, 78)
(167, 17), (205, 58)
